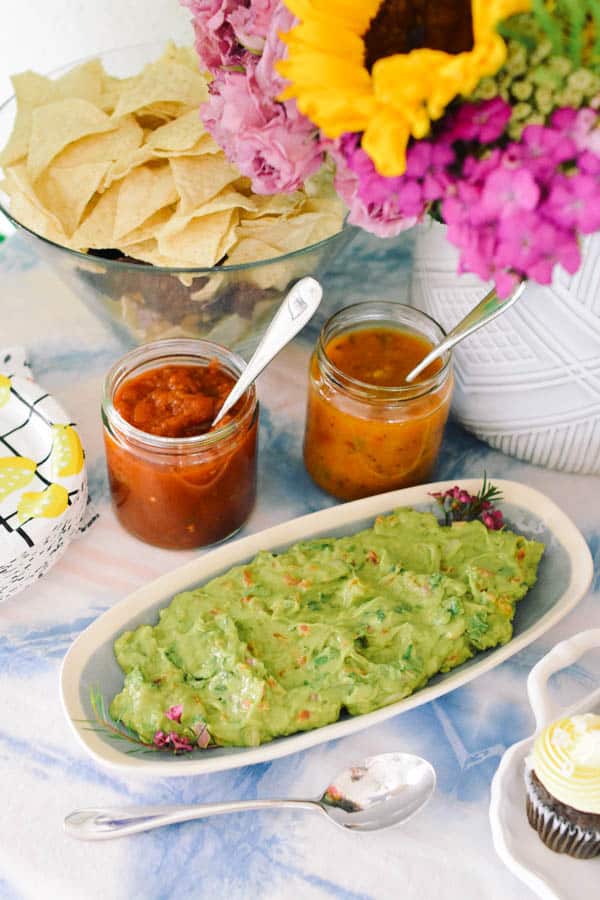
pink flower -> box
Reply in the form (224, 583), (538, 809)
(168, 733), (194, 753)
(181, 0), (249, 71)
(552, 107), (600, 155)
(482, 509), (504, 530)
(543, 173), (600, 234)
(166, 704), (183, 723)
(201, 38), (322, 194)
(447, 98), (512, 144)
(255, 2), (295, 97)
(481, 167), (540, 219)
(153, 731), (170, 748)
(235, 106), (323, 193)
(229, 0), (281, 52)
(193, 720), (212, 748)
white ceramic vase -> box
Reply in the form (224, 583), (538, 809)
(410, 220), (600, 474)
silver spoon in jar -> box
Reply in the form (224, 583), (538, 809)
(64, 751), (436, 840)
(212, 276), (323, 427)
(405, 281), (527, 383)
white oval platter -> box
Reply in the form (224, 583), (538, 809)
(60, 478), (593, 777)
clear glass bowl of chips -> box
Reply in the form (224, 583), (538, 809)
(0, 42), (355, 355)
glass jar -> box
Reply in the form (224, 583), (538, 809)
(102, 339), (258, 549)
(303, 302), (453, 501)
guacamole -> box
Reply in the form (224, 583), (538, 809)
(110, 508), (544, 748)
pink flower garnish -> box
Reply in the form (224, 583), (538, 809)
(168, 732), (194, 752)
(193, 720), (212, 749)
(153, 731), (170, 748)
(166, 704), (183, 723)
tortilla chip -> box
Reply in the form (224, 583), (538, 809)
(186, 187), (257, 218)
(158, 208), (237, 266)
(236, 211), (341, 253)
(51, 115), (143, 168)
(53, 59), (106, 106)
(114, 61), (208, 118)
(70, 181), (120, 250)
(226, 237), (302, 289)
(8, 189), (70, 246)
(36, 161), (110, 234)
(118, 206), (176, 246)
(145, 109), (206, 152)
(27, 98), (114, 181)
(241, 191), (305, 219)
(113, 162), (178, 240)
(169, 153), (239, 213)
(0, 72), (54, 166)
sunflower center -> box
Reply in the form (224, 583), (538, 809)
(363, 0), (474, 71)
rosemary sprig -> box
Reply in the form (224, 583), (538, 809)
(430, 476), (504, 530)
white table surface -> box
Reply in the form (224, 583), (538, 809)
(0, 224), (599, 900)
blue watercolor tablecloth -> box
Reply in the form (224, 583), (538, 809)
(0, 228), (599, 900)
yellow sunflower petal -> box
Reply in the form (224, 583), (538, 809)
(18, 483), (69, 524)
(0, 374), (11, 408)
(0, 457), (37, 502)
(362, 109), (411, 178)
(49, 423), (84, 478)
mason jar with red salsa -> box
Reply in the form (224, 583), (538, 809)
(102, 339), (258, 549)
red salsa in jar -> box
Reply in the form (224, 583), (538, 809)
(102, 340), (258, 550)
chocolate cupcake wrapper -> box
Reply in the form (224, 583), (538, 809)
(525, 768), (600, 859)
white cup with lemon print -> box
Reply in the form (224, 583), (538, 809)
(0, 348), (87, 602)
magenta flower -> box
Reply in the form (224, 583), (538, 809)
(168, 733), (195, 753)
(543, 173), (600, 233)
(153, 731), (170, 748)
(482, 509), (504, 530)
(481, 167), (540, 219)
(447, 98), (512, 144)
(166, 704), (183, 723)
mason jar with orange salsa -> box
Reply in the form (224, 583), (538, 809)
(303, 302), (453, 501)
(102, 339), (258, 549)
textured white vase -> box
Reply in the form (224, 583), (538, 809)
(411, 220), (600, 474)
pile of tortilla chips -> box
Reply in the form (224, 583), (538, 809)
(0, 44), (344, 269)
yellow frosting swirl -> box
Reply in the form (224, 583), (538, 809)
(533, 714), (600, 815)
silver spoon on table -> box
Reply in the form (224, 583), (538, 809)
(405, 281), (527, 383)
(64, 751), (436, 840)
(212, 275), (323, 427)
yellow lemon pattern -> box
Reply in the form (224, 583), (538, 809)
(17, 483), (70, 524)
(0, 375), (10, 409)
(0, 457), (37, 502)
(50, 424), (84, 478)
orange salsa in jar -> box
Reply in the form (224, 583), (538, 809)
(303, 302), (453, 501)
(102, 339), (258, 549)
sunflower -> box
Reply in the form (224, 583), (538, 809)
(278, 0), (531, 176)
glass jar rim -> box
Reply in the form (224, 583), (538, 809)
(317, 301), (452, 401)
(102, 338), (257, 453)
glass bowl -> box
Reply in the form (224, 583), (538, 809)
(0, 43), (356, 356)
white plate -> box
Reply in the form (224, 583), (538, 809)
(60, 478), (593, 777)
(490, 629), (600, 900)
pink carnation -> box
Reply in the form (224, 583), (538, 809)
(181, 0), (249, 70)
(203, 65), (322, 194)
(191, 0), (322, 193)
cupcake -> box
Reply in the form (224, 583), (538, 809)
(525, 713), (600, 858)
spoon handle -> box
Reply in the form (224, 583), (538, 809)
(405, 280), (527, 383)
(65, 798), (320, 840)
(212, 276), (323, 426)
